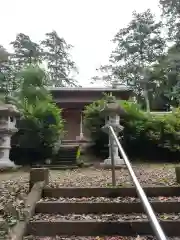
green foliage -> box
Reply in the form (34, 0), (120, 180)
(159, 0), (180, 41)
(92, 5), (180, 111)
(10, 33), (42, 70)
(84, 97), (180, 160)
(150, 45), (180, 107)
(41, 30), (78, 87)
(0, 31), (79, 93)
(83, 96), (109, 157)
(0, 45), (19, 101)
(93, 9), (165, 103)
(12, 100), (64, 161)
(14, 66), (50, 105)
(11, 66), (64, 165)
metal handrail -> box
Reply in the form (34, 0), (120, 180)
(108, 126), (167, 240)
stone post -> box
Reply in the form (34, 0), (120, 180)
(80, 111), (84, 139)
(29, 168), (49, 191)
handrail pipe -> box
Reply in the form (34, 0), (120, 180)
(108, 126), (167, 240)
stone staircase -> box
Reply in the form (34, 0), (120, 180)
(24, 186), (180, 238)
(49, 144), (78, 169)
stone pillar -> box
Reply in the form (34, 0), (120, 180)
(104, 115), (125, 166)
(29, 168), (49, 191)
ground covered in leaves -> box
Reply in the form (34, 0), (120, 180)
(49, 164), (177, 187)
(0, 163), (178, 238)
(0, 171), (28, 237)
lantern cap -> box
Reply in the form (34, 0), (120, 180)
(100, 99), (126, 117)
(0, 104), (19, 117)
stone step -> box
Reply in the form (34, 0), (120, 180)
(42, 186), (180, 198)
(52, 160), (76, 165)
(24, 186), (180, 238)
(53, 158), (76, 161)
(27, 218), (180, 236)
(53, 148), (77, 166)
(39, 165), (78, 170)
(22, 236), (179, 240)
(55, 152), (77, 156)
(41, 196), (180, 203)
(55, 157), (76, 160)
(35, 200), (180, 214)
(56, 149), (77, 154)
(49, 166), (78, 170)
(54, 157), (76, 161)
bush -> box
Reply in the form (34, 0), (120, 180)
(11, 101), (64, 165)
(10, 66), (64, 165)
(83, 96), (180, 161)
(83, 98), (108, 158)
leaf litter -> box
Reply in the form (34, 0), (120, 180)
(0, 164), (178, 239)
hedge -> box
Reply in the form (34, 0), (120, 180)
(83, 97), (180, 161)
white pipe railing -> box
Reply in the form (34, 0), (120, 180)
(108, 126), (167, 240)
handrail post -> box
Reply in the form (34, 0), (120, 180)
(109, 131), (116, 186)
(108, 126), (167, 240)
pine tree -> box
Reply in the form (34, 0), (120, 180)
(41, 30), (78, 87)
(10, 33), (42, 72)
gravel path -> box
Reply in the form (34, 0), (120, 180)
(23, 236), (179, 240)
(40, 196), (180, 203)
(48, 165), (177, 187)
(0, 175), (28, 222)
(31, 213), (180, 221)
(0, 173), (28, 239)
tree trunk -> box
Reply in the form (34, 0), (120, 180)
(144, 86), (150, 112)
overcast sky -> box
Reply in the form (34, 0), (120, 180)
(0, 0), (160, 86)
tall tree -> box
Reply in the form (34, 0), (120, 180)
(95, 9), (165, 111)
(10, 33), (42, 72)
(41, 30), (78, 87)
(0, 45), (17, 100)
(0, 45), (9, 96)
(150, 45), (180, 108)
(159, 0), (180, 43)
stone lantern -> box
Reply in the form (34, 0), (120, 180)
(0, 104), (19, 169)
(100, 97), (126, 167)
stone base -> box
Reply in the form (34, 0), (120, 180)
(0, 159), (16, 169)
(99, 163), (126, 169)
(104, 157), (125, 166)
(101, 157), (126, 169)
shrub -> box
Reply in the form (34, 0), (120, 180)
(83, 96), (180, 161)
(10, 66), (64, 165)
(83, 98), (108, 157)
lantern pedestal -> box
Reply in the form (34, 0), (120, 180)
(103, 115), (125, 168)
(103, 157), (125, 167)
